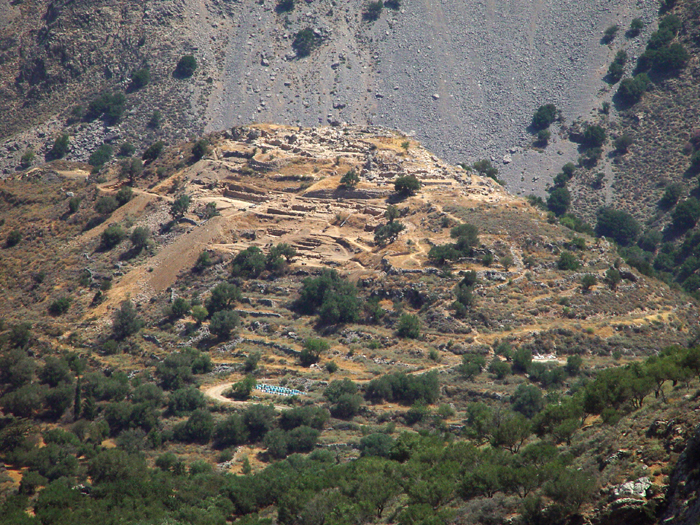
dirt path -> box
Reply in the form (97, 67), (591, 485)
(202, 382), (293, 411)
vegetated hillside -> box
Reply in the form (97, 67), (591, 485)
(0, 0), (659, 193)
(550, 0), (700, 301)
(0, 125), (699, 525)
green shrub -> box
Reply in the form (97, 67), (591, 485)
(95, 196), (119, 215)
(580, 274), (597, 291)
(175, 55), (197, 78)
(129, 68), (150, 91)
(617, 73), (649, 104)
(671, 198), (700, 231)
(89, 144), (113, 168)
(488, 359), (511, 379)
(511, 384), (544, 418)
(112, 300), (144, 340)
(300, 338), (330, 367)
(120, 158), (143, 184)
(596, 207), (640, 246)
(116, 186), (133, 206)
(231, 246), (266, 278)
(396, 314), (420, 339)
(191, 139), (209, 161)
(292, 28), (321, 57)
(471, 159), (500, 182)
(629, 18), (644, 37)
(531, 104), (557, 130)
(68, 196), (81, 213)
(602, 24), (619, 43)
(582, 125), (606, 148)
(20, 149), (35, 168)
(101, 224), (126, 249)
(363, 0), (384, 21)
(6, 230), (21, 247)
(209, 310), (240, 340)
(142, 141), (164, 161)
(86, 92), (126, 124)
(365, 371), (438, 405)
(614, 133), (633, 153)
(394, 174), (421, 195)
(557, 251), (580, 271)
(459, 354), (486, 380)
(147, 110), (162, 129)
(130, 226), (150, 251)
(119, 142), (136, 157)
(276, 0), (295, 13)
(374, 221), (405, 246)
(547, 187), (570, 216)
(194, 251), (212, 272)
(659, 183), (684, 209)
(48, 297), (72, 316)
(206, 283), (241, 314)
(536, 129), (551, 145)
(173, 409), (213, 443)
(605, 267), (621, 290)
(340, 168), (359, 187)
(294, 269), (359, 325)
(49, 134), (70, 159)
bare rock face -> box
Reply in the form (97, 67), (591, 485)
(611, 477), (652, 499)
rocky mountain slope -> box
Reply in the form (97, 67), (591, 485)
(0, 0), (660, 195)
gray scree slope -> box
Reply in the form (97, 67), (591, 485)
(204, 0), (657, 194)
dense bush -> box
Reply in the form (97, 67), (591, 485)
(112, 300), (144, 340)
(129, 68), (150, 91)
(130, 226), (150, 251)
(557, 251), (580, 271)
(531, 104), (557, 130)
(48, 297), (72, 316)
(156, 349), (211, 391)
(169, 193), (190, 220)
(363, 0), (384, 21)
(89, 144), (113, 168)
(95, 196), (119, 215)
(49, 134), (70, 159)
(458, 354), (486, 380)
(606, 50), (627, 84)
(116, 185), (134, 206)
(292, 28), (321, 57)
(365, 371), (439, 405)
(191, 139), (209, 161)
(294, 269), (360, 325)
(394, 175), (421, 195)
(206, 282), (241, 314)
(142, 141), (164, 161)
(300, 338), (330, 367)
(617, 74), (650, 104)
(340, 168), (359, 187)
(175, 55), (197, 78)
(100, 224), (126, 250)
(209, 310), (240, 340)
(5, 229), (22, 248)
(374, 221), (405, 246)
(596, 207), (640, 246)
(547, 187), (571, 216)
(671, 198), (700, 231)
(582, 125), (606, 148)
(86, 92), (126, 124)
(396, 313), (420, 339)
